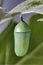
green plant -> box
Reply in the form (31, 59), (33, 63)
(0, 0), (43, 65)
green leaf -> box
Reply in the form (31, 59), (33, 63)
(28, 14), (43, 51)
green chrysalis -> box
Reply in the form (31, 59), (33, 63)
(14, 17), (31, 56)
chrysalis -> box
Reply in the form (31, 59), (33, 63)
(14, 16), (31, 56)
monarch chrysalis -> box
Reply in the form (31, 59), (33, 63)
(14, 17), (31, 56)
